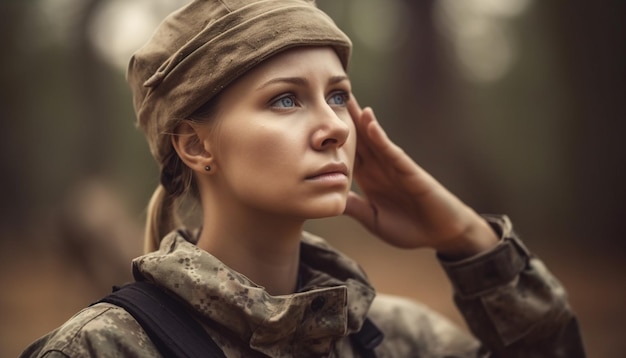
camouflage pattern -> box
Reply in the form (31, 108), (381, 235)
(21, 215), (585, 357)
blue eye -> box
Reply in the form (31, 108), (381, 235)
(327, 92), (348, 106)
(272, 95), (296, 108)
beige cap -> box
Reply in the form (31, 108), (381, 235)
(127, 0), (352, 163)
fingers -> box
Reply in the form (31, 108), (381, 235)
(348, 93), (363, 121)
(350, 103), (393, 156)
(348, 95), (370, 154)
(348, 96), (421, 181)
(348, 95), (378, 148)
(362, 109), (398, 158)
(354, 109), (378, 167)
(348, 95), (377, 173)
(355, 108), (409, 172)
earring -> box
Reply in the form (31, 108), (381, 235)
(204, 165), (211, 172)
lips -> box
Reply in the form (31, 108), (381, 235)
(305, 162), (349, 180)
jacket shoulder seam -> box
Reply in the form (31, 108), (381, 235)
(54, 304), (127, 355)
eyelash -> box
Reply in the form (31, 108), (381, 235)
(269, 90), (350, 110)
(327, 91), (349, 107)
(270, 94), (299, 109)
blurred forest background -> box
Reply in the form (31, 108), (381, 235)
(1, 0), (624, 356)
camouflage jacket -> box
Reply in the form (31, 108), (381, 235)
(21, 215), (585, 357)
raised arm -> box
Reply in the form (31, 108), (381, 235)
(345, 96), (586, 357)
(344, 95), (498, 260)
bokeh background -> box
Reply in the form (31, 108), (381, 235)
(1, 0), (624, 356)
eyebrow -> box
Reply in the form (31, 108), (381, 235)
(256, 75), (349, 90)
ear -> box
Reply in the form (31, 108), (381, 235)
(171, 122), (214, 174)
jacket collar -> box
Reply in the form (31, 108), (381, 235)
(132, 230), (375, 356)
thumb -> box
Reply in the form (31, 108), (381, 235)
(344, 191), (378, 233)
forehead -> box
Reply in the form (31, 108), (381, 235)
(239, 46), (348, 85)
(198, 46), (349, 124)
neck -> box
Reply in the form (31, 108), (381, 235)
(196, 205), (305, 296)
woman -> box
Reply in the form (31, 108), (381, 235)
(22, 0), (585, 357)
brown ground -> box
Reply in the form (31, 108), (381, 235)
(2, 216), (623, 357)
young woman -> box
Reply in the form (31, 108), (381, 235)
(22, 0), (585, 357)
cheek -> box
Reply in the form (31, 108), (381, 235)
(220, 124), (304, 180)
(218, 125), (310, 213)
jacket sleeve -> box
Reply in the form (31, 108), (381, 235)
(439, 215), (586, 358)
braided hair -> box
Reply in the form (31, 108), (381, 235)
(143, 99), (217, 253)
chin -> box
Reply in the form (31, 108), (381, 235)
(303, 199), (347, 219)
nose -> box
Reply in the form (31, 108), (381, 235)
(310, 103), (351, 151)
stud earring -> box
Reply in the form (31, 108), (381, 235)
(204, 165), (211, 172)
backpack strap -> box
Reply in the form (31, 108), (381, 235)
(94, 281), (226, 358)
(96, 281), (383, 358)
(350, 317), (384, 358)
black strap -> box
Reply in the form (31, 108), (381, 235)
(95, 281), (226, 358)
(96, 281), (383, 358)
(351, 317), (384, 358)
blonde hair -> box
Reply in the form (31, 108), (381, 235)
(142, 100), (217, 253)
(143, 156), (192, 253)
(144, 185), (174, 253)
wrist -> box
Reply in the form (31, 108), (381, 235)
(435, 216), (500, 261)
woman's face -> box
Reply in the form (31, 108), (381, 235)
(206, 47), (356, 220)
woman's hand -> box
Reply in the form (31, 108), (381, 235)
(344, 96), (499, 259)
